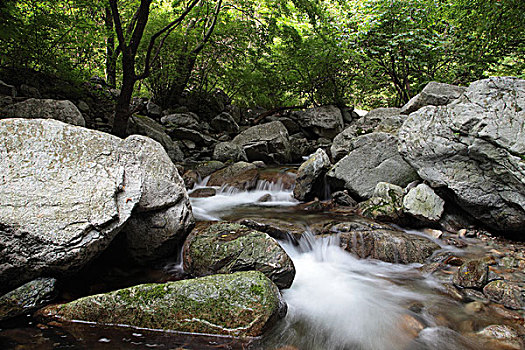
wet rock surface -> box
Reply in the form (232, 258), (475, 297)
(476, 324), (524, 349)
(315, 219), (440, 264)
(0, 278), (57, 321)
(293, 148), (331, 201)
(239, 218), (305, 243)
(183, 222), (296, 289)
(453, 259), (489, 289)
(483, 280), (525, 310)
(38, 271), (287, 337)
(207, 161), (259, 190)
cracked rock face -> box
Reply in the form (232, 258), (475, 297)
(326, 132), (419, 200)
(398, 77), (525, 234)
(0, 118), (193, 291)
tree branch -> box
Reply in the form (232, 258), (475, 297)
(137, 0), (201, 80)
(108, 0), (126, 49)
(129, 0), (152, 56)
(192, 0), (222, 55)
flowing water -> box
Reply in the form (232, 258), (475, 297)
(188, 183), (478, 350)
(0, 173), (522, 349)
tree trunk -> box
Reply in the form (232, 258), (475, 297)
(164, 52), (197, 107)
(112, 56), (136, 138)
(105, 5), (117, 88)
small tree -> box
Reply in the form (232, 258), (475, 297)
(108, 0), (200, 137)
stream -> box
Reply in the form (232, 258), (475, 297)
(0, 171), (523, 349)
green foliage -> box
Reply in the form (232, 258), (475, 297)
(1, 0), (523, 110)
(0, 0), (107, 80)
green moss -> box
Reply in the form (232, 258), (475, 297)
(136, 284), (169, 301)
(116, 284), (169, 304)
(116, 289), (133, 304)
(250, 284), (265, 296)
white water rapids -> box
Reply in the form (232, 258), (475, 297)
(189, 179), (480, 350)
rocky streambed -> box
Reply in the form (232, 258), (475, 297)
(0, 76), (524, 349)
(0, 169), (524, 349)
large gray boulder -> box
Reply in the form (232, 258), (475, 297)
(0, 98), (85, 126)
(401, 81), (465, 115)
(290, 105), (344, 139)
(0, 119), (193, 291)
(183, 222), (295, 289)
(39, 271), (286, 337)
(330, 108), (404, 161)
(116, 136), (194, 264)
(326, 132), (419, 200)
(212, 141), (248, 162)
(232, 121), (292, 163)
(398, 77), (525, 233)
(293, 148), (331, 201)
(127, 114), (184, 163)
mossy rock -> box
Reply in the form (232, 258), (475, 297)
(183, 222), (295, 289)
(358, 182), (404, 222)
(38, 271), (286, 338)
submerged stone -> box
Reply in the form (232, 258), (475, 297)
(483, 280), (525, 310)
(183, 222), (295, 289)
(38, 271), (286, 338)
(453, 259), (489, 289)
